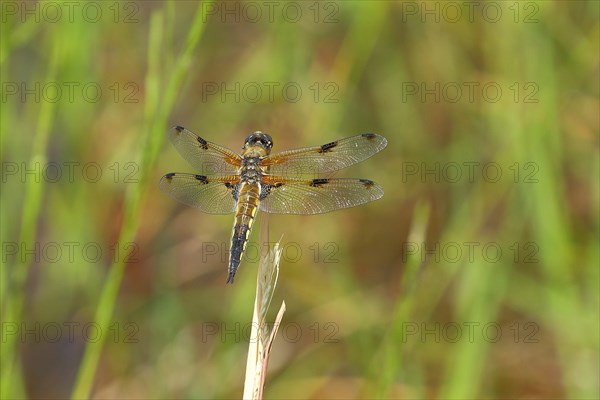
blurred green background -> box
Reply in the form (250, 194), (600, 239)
(1, 1), (598, 399)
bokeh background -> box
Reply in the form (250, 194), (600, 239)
(1, 1), (598, 399)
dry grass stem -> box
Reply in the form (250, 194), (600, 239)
(243, 240), (285, 400)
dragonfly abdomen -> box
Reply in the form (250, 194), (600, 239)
(227, 183), (261, 283)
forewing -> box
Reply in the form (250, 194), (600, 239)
(167, 126), (242, 175)
(259, 177), (384, 215)
(160, 173), (239, 214)
(260, 133), (387, 176)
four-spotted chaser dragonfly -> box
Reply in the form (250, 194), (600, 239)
(160, 126), (387, 283)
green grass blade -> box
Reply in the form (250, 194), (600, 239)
(71, 3), (213, 398)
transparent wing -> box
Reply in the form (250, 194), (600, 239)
(259, 176), (384, 215)
(160, 173), (239, 214)
(260, 133), (387, 176)
(167, 126), (242, 175)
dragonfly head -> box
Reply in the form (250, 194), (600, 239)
(243, 131), (273, 154)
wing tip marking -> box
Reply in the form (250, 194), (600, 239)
(319, 141), (338, 153)
(359, 178), (375, 187)
(194, 174), (209, 183)
(310, 178), (329, 187)
(196, 136), (208, 149)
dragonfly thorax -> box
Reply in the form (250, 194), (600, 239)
(242, 156), (260, 167)
(240, 157), (263, 184)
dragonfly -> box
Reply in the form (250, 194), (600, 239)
(160, 126), (387, 283)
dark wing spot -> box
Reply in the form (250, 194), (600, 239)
(225, 182), (239, 200)
(194, 175), (209, 183)
(260, 182), (284, 199)
(196, 136), (208, 150)
(310, 178), (329, 187)
(175, 125), (185, 133)
(362, 133), (376, 140)
(360, 179), (375, 188)
(319, 141), (338, 153)
(223, 182), (240, 201)
(165, 172), (176, 179)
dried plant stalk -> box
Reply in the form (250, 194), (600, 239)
(243, 240), (285, 400)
